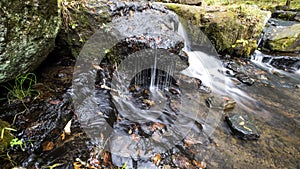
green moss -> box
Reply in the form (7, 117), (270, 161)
(164, 3), (270, 57)
(269, 37), (299, 51)
(0, 120), (14, 154)
(205, 0), (300, 10)
(59, 0), (111, 58)
(267, 24), (300, 52)
(0, 0), (61, 83)
(278, 12), (296, 20)
(166, 3), (205, 25)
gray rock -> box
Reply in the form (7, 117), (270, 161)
(0, 0), (61, 83)
(266, 24), (300, 52)
(226, 114), (260, 140)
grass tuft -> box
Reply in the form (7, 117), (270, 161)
(2, 73), (40, 109)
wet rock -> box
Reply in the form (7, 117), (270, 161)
(0, 0), (61, 83)
(206, 96), (236, 111)
(156, 0), (205, 6)
(252, 49), (300, 73)
(225, 62), (240, 72)
(272, 10), (299, 21)
(225, 114), (260, 140)
(165, 3), (271, 57)
(265, 24), (300, 52)
(223, 60), (256, 85)
(235, 73), (255, 86)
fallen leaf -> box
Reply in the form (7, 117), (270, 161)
(132, 133), (139, 142)
(42, 141), (54, 151)
(184, 138), (195, 147)
(152, 122), (165, 131)
(193, 160), (206, 169)
(144, 99), (155, 106)
(50, 100), (61, 105)
(61, 132), (66, 140)
(151, 153), (161, 166)
(129, 10), (134, 17)
(103, 151), (110, 166)
(64, 119), (72, 135)
(93, 64), (102, 70)
(73, 161), (83, 169)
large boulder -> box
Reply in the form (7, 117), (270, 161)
(265, 24), (300, 52)
(164, 3), (271, 57)
(0, 0), (61, 83)
(156, 0), (205, 6)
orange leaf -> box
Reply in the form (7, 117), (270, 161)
(42, 141), (54, 151)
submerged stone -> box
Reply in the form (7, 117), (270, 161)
(206, 96), (236, 111)
(226, 114), (260, 140)
(156, 0), (205, 6)
(235, 73), (255, 86)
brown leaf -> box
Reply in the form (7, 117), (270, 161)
(73, 162), (82, 169)
(61, 132), (66, 141)
(132, 133), (139, 142)
(193, 160), (206, 169)
(184, 139), (195, 147)
(152, 122), (165, 131)
(93, 64), (102, 70)
(151, 153), (161, 166)
(42, 141), (54, 151)
(103, 151), (110, 166)
(50, 100), (61, 105)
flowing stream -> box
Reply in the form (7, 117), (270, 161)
(72, 15), (300, 168)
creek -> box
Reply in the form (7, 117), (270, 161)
(0, 6), (299, 169)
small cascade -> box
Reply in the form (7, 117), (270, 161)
(251, 50), (300, 78)
(177, 22), (226, 94)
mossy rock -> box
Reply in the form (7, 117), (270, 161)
(164, 3), (271, 57)
(0, 119), (14, 154)
(266, 24), (300, 52)
(57, 0), (111, 58)
(0, 0), (61, 83)
(156, 0), (205, 6)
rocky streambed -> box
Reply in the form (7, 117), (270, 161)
(0, 0), (299, 169)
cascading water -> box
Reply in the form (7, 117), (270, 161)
(251, 50), (300, 77)
(72, 4), (300, 168)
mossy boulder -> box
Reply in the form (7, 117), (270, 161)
(0, 0), (61, 83)
(272, 10), (299, 21)
(156, 0), (205, 6)
(165, 3), (271, 57)
(266, 24), (300, 52)
(0, 119), (14, 154)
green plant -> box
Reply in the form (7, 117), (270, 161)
(10, 138), (33, 152)
(232, 39), (249, 48)
(10, 138), (25, 151)
(119, 162), (129, 169)
(42, 163), (64, 169)
(2, 73), (40, 108)
(1, 127), (16, 140)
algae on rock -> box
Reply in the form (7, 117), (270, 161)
(165, 3), (271, 57)
(266, 24), (300, 52)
